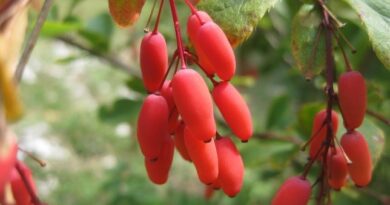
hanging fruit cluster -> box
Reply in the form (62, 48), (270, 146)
(0, 128), (41, 205)
(109, 0), (253, 198)
(272, 1), (372, 205)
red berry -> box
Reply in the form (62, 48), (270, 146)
(172, 69), (216, 142)
(327, 148), (348, 190)
(0, 134), (17, 194)
(187, 11), (212, 45)
(140, 32), (168, 92)
(215, 137), (244, 197)
(338, 71), (367, 130)
(212, 82), (253, 141)
(272, 176), (311, 205)
(187, 11), (215, 75)
(137, 94), (169, 160)
(9, 162), (37, 205)
(168, 108), (180, 135)
(161, 80), (175, 110)
(173, 122), (191, 161)
(196, 22), (236, 80)
(184, 127), (218, 184)
(341, 131), (372, 187)
(309, 109), (339, 159)
(145, 136), (174, 185)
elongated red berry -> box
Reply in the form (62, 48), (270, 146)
(341, 131), (372, 187)
(196, 22), (236, 80)
(9, 161), (37, 205)
(145, 136), (174, 185)
(184, 127), (218, 184)
(309, 110), (339, 159)
(187, 11), (214, 75)
(327, 148), (348, 190)
(137, 94), (169, 160)
(174, 122), (191, 161)
(172, 69), (216, 142)
(140, 32), (168, 92)
(212, 82), (252, 142)
(338, 71), (367, 130)
(215, 137), (244, 197)
(187, 11), (212, 45)
(272, 176), (311, 205)
(0, 134), (17, 194)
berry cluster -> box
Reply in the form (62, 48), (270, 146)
(135, 0), (252, 198)
(0, 132), (40, 205)
(272, 70), (371, 205)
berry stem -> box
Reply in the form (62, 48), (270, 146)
(330, 23), (353, 72)
(184, 0), (197, 14)
(15, 161), (42, 205)
(168, 0), (187, 69)
(144, 0), (159, 33)
(152, 0), (165, 34)
(18, 147), (47, 167)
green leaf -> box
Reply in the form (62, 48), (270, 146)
(266, 95), (291, 129)
(98, 98), (142, 124)
(344, 0), (390, 70)
(198, 0), (280, 46)
(125, 77), (146, 94)
(79, 13), (114, 51)
(291, 4), (326, 80)
(41, 20), (82, 37)
(296, 102), (324, 138)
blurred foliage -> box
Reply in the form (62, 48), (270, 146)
(11, 0), (390, 205)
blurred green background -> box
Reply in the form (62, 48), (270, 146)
(12, 0), (390, 204)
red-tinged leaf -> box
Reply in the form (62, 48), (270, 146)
(108, 0), (145, 27)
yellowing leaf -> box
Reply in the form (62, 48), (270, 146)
(0, 1), (27, 122)
(108, 0), (146, 27)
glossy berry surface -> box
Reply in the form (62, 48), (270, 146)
(215, 137), (244, 197)
(196, 22), (236, 80)
(140, 32), (168, 92)
(272, 176), (311, 205)
(327, 148), (348, 190)
(172, 69), (216, 142)
(341, 131), (372, 187)
(137, 94), (169, 160)
(145, 136), (174, 185)
(338, 71), (367, 130)
(212, 82), (253, 141)
(309, 109), (339, 159)
(184, 127), (218, 184)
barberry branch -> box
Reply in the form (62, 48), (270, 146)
(56, 36), (137, 76)
(14, 0), (53, 84)
(366, 109), (390, 127)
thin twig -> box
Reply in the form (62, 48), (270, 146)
(14, 0), (54, 84)
(366, 109), (390, 127)
(253, 132), (303, 146)
(56, 36), (138, 76)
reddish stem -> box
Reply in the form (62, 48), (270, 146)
(144, 0), (158, 32)
(168, 0), (187, 69)
(184, 0), (197, 14)
(153, 0), (165, 34)
(15, 161), (42, 205)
